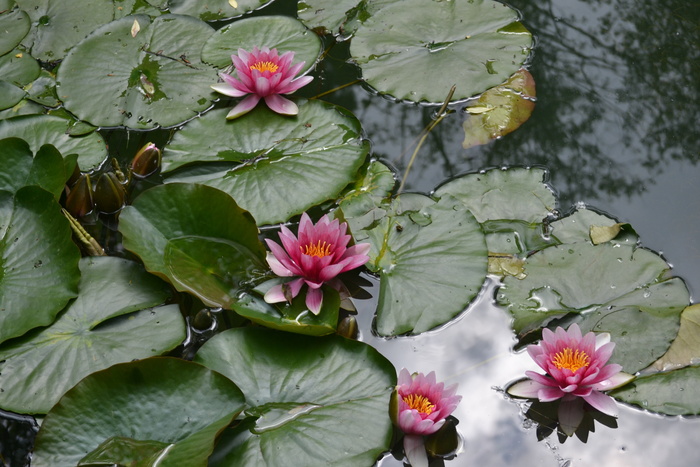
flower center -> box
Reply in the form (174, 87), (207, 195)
(302, 241), (333, 258)
(250, 61), (279, 73)
(551, 347), (590, 372)
(403, 394), (435, 415)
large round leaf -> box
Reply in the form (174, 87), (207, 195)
(194, 327), (396, 467)
(498, 242), (690, 372)
(0, 114), (107, 170)
(119, 183), (266, 290)
(0, 186), (80, 344)
(610, 365), (700, 416)
(162, 102), (370, 225)
(297, 0), (366, 36)
(168, 0), (273, 21)
(32, 357), (246, 467)
(18, 0), (114, 61)
(0, 138), (71, 198)
(202, 15), (321, 70)
(0, 7), (30, 56)
(0, 256), (184, 414)
(350, 0), (533, 103)
(356, 193), (487, 336)
(57, 14), (218, 129)
(0, 48), (40, 111)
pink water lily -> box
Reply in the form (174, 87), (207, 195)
(211, 46), (313, 119)
(508, 323), (634, 435)
(390, 369), (461, 467)
(264, 213), (370, 315)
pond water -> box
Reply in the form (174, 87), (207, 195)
(1, 0), (699, 466)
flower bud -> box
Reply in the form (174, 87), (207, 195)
(336, 315), (358, 339)
(65, 174), (94, 218)
(93, 172), (126, 214)
(130, 142), (161, 178)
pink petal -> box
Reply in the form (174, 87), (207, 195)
(264, 251), (294, 277)
(582, 390), (619, 416)
(263, 278), (303, 304)
(508, 379), (547, 399)
(591, 370), (634, 391)
(398, 368), (412, 386)
(403, 435), (428, 467)
(211, 82), (248, 98)
(265, 240), (302, 276)
(538, 386), (565, 402)
(265, 94), (299, 115)
(277, 75), (314, 95)
(226, 94), (261, 119)
(305, 287), (323, 314)
(255, 76), (272, 96)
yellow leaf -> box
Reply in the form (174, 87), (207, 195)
(229, 0), (238, 7)
(131, 19), (140, 38)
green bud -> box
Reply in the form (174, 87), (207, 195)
(93, 172), (126, 214)
(336, 314), (358, 339)
(424, 416), (460, 457)
(65, 174), (94, 218)
(130, 142), (161, 178)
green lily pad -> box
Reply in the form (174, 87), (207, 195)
(232, 285), (340, 336)
(434, 167), (555, 224)
(18, 0), (114, 61)
(25, 69), (59, 108)
(297, 0), (363, 35)
(202, 15), (321, 70)
(350, 0), (532, 103)
(336, 160), (396, 233)
(164, 236), (267, 309)
(0, 114), (107, 170)
(162, 102), (370, 225)
(0, 80), (26, 111)
(651, 304), (700, 371)
(0, 186), (81, 344)
(0, 138), (72, 199)
(549, 207), (638, 246)
(0, 256), (184, 414)
(195, 327), (396, 466)
(119, 183), (266, 292)
(463, 68), (536, 148)
(498, 242), (690, 372)
(57, 14), (218, 129)
(611, 365), (700, 416)
(0, 48), (40, 85)
(32, 357), (246, 466)
(168, 0), (272, 21)
(0, 7), (30, 56)
(355, 193), (487, 336)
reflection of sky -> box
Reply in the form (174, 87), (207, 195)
(358, 278), (700, 467)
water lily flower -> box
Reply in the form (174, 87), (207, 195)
(508, 323), (634, 435)
(211, 46), (313, 119)
(264, 213), (370, 315)
(391, 369), (461, 467)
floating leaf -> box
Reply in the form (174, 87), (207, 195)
(195, 327), (396, 466)
(32, 358), (246, 466)
(462, 68), (536, 148)
(202, 15), (321, 71)
(350, 0), (532, 103)
(650, 304), (700, 371)
(162, 102), (369, 225)
(57, 14), (218, 129)
(337, 160), (396, 233)
(0, 186), (81, 344)
(0, 81), (27, 111)
(550, 207), (638, 246)
(611, 365), (700, 416)
(168, 0), (272, 21)
(0, 114), (107, 170)
(498, 242), (690, 372)
(355, 193), (487, 336)
(18, 0), (114, 61)
(0, 7), (30, 56)
(119, 183), (266, 292)
(0, 137), (70, 198)
(297, 0), (362, 35)
(0, 257), (183, 414)
(0, 47), (40, 86)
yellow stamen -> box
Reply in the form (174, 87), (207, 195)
(403, 394), (435, 415)
(250, 61), (279, 73)
(551, 347), (590, 372)
(302, 241), (333, 258)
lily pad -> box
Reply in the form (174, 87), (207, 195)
(611, 365), (700, 416)
(0, 138), (72, 198)
(462, 68), (536, 148)
(202, 15), (321, 71)
(168, 0), (273, 21)
(650, 304), (700, 372)
(0, 81), (27, 112)
(0, 114), (107, 170)
(0, 256), (184, 414)
(297, 0), (363, 35)
(355, 193), (487, 336)
(337, 160), (396, 233)
(194, 327), (396, 466)
(32, 357), (246, 466)
(162, 102), (370, 225)
(350, 0), (532, 103)
(498, 242), (690, 372)
(0, 7), (30, 56)
(0, 186), (81, 344)
(0, 48), (40, 86)
(57, 14), (218, 129)
(434, 167), (555, 224)
(18, 0), (115, 61)
(549, 207), (638, 246)
(119, 183), (266, 291)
